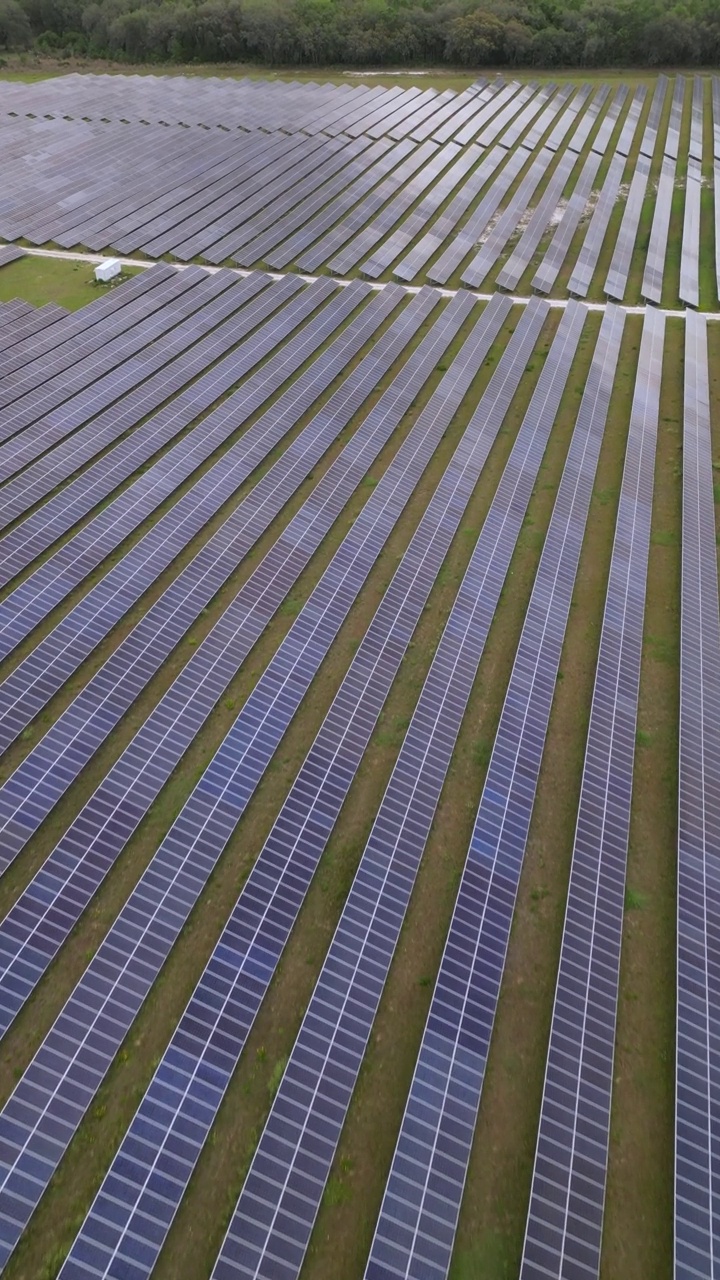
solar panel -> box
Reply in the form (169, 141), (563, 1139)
(675, 310), (720, 1280)
(229, 137), (389, 267)
(605, 77), (668, 299)
(641, 155), (677, 303)
(209, 301), (586, 1280)
(0, 262), (174, 386)
(664, 75), (686, 160)
(365, 301), (625, 1280)
(680, 157), (702, 308)
(257, 140), (413, 271)
(0, 243), (25, 267)
(642, 77), (685, 302)
(296, 141), (438, 273)
(0, 270), (238, 479)
(641, 72), (670, 157)
(463, 80), (535, 148)
(162, 135), (375, 264)
(391, 87), (455, 141)
(520, 308), (666, 1280)
(394, 85), (554, 283)
(680, 78), (703, 308)
(426, 86), (562, 286)
(417, 79), (497, 143)
(359, 143), (480, 278)
(689, 73), (704, 161)
(0, 301), (66, 352)
(604, 154), (651, 300)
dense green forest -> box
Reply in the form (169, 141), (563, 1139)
(0, 0), (717, 70)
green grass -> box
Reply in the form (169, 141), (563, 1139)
(450, 1232), (515, 1280)
(624, 887), (647, 911)
(0, 54), (713, 96)
(0, 255), (143, 310)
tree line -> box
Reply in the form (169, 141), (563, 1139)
(0, 0), (718, 69)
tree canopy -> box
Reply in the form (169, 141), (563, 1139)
(7, 0), (720, 68)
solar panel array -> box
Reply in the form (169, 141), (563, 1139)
(210, 301), (585, 1280)
(0, 61), (717, 1280)
(56, 291), (519, 1280)
(0, 69), (715, 302)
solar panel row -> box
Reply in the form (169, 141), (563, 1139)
(642, 76), (685, 303)
(641, 155), (677, 304)
(366, 300), (625, 1280)
(680, 78), (703, 309)
(520, 307), (665, 1280)
(210, 300), (585, 1280)
(675, 311), (720, 1280)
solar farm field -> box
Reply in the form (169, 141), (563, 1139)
(0, 67), (715, 1280)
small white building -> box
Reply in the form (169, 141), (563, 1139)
(94, 259), (122, 283)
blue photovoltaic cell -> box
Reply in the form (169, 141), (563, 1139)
(520, 307), (665, 1280)
(364, 303), (625, 1280)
